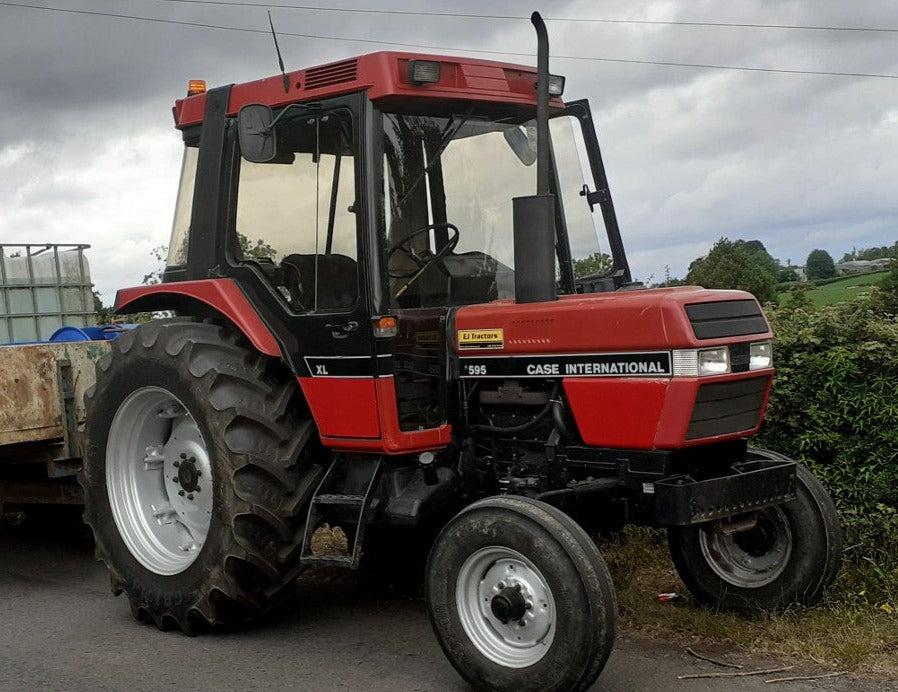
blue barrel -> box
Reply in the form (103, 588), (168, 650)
(49, 325), (137, 342)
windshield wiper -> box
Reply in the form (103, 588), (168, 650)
(396, 106), (475, 211)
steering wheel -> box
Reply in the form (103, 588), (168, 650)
(387, 222), (460, 279)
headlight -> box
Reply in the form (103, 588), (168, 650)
(698, 347), (730, 375)
(672, 347), (732, 376)
(749, 340), (773, 370)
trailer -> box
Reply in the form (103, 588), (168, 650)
(0, 244), (119, 519)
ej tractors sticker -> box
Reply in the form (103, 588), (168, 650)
(458, 328), (504, 350)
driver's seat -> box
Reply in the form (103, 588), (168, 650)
(281, 253), (358, 312)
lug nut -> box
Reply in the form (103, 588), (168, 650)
(518, 620), (526, 627)
(180, 453), (186, 459)
(173, 461), (180, 468)
(497, 581), (506, 590)
(187, 494), (194, 501)
(178, 490), (185, 497)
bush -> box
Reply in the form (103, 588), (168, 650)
(759, 295), (898, 602)
(686, 238), (779, 303)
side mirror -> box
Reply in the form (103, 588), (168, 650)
(238, 104), (277, 163)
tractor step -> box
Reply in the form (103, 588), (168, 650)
(314, 493), (366, 507)
(299, 555), (355, 567)
(300, 456), (382, 570)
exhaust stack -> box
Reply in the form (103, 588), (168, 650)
(513, 11), (557, 304)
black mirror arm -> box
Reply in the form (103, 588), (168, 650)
(268, 102), (322, 131)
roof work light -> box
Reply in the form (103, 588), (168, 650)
(408, 60), (441, 85)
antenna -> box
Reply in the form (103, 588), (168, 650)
(268, 11), (290, 94)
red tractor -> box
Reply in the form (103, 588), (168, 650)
(81, 14), (840, 692)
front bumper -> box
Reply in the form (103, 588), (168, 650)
(538, 443), (797, 527)
(652, 458), (796, 525)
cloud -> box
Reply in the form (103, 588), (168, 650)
(1, 0), (896, 304)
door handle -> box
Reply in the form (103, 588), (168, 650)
(326, 320), (359, 339)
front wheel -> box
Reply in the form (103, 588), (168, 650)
(426, 496), (616, 692)
(668, 452), (842, 610)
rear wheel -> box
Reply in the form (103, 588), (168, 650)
(81, 319), (323, 633)
(426, 496), (616, 692)
(668, 452), (841, 610)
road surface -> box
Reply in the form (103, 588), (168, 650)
(1, 507), (893, 692)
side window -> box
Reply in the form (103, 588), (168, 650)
(167, 144), (198, 268)
(233, 109), (358, 312)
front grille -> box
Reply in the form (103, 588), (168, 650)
(686, 377), (768, 440)
(686, 300), (768, 340)
(304, 58), (358, 90)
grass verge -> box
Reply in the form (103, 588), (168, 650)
(598, 528), (898, 675)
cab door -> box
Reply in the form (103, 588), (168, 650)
(226, 95), (381, 441)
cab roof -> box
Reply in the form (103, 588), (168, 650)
(173, 51), (557, 129)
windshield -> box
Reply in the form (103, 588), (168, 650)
(382, 110), (607, 308)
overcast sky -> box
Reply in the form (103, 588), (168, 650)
(1, 0), (897, 302)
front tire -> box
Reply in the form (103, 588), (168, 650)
(81, 319), (323, 633)
(426, 496), (616, 692)
(668, 451), (841, 610)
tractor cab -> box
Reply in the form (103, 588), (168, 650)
(145, 50), (629, 454)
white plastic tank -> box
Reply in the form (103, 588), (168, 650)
(0, 245), (96, 343)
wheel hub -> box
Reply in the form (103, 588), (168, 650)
(490, 584), (527, 624)
(456, 546), (556, 668)
(176, 455), (201, 492)
(699, 507), (793, 588)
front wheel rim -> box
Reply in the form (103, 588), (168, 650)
(106, 387), (214, 576)
(699, 507), (793, 588)
(456, 546), (556, 668)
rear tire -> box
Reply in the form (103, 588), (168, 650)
(668, 452), (841, 611)
(426, 496), (616, 692)
(80, 319), (323, 633)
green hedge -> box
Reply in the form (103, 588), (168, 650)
(758, 293), (898, 603)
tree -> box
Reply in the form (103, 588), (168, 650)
(237, 234), (277, 260)
(141, 245), (169, 285)
(805, 249), (836, 280)
(93, 290), (113, 323)
(778, 264), (800, 283)
(572, 252), (612, 278)
(142, 235), (278, 286)
(655, 265), (686, 288)
(685, 237), (779, 303)
(742, 239), (779, 279)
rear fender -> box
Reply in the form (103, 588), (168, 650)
(114, 279), (282, 359)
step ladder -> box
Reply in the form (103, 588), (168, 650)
(299, 456), (382, 569)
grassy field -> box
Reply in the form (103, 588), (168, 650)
(780, 272), (887, 307)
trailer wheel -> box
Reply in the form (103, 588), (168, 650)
(426, 496), (616, 692)
(81, 319), (323, 633)
(668, 453), (841, 611)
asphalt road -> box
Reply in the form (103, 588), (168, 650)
(1, 508), (894, 692)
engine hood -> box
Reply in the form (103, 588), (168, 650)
(452, 286), (771, 355)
